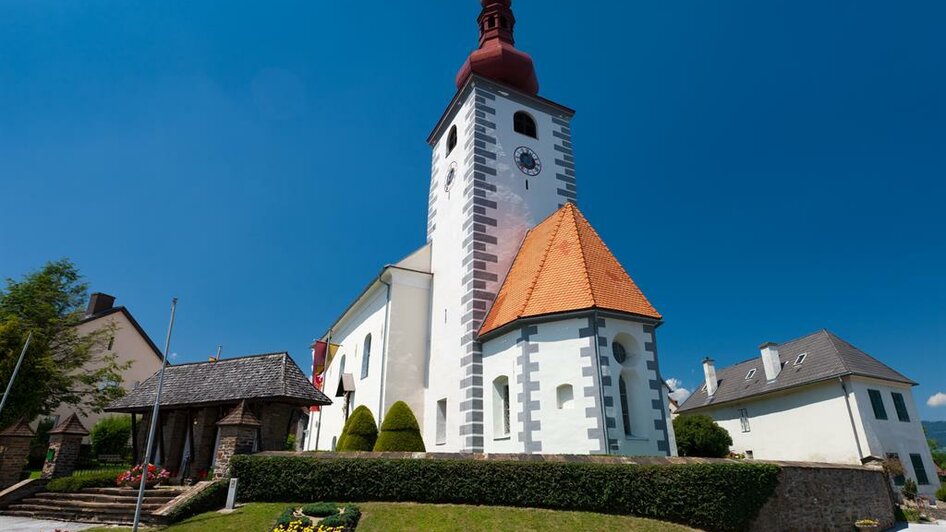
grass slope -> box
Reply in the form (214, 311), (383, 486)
(85, 502), (696, 532)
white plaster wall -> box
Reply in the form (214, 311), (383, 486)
(381, 268), (431, 430)
(481, 328), (523, 452)
(849, 377), (942, 497)
(702, 381), (863, 464)
(55, 312), (164, 434)
(306, 283), (388, 451)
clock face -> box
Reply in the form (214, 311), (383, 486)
(514, 146), (542, 176)
(444, 162), (457, 192)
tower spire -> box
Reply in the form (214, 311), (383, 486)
(456, 0), (539, 95)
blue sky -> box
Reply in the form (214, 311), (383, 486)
(1, 1), (944, 420)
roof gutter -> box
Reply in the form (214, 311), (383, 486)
(839, 376), (865, 460)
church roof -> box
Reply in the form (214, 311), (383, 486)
(456, 0), (539, 96)
(677, 329), (916, 413)
(479, 203), (661, 337)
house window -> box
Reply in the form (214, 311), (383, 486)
(867, 389), (887, 420)
(910, 453), (930, 485)
(619, 377), (632, 436)
(493, 377), (511, 438)
(446, 125), (458, 156)
(436, 399), (447, 445)
(746, 450), (754, 460)
(556, 384), (574, 410)
(794, 353), (807, 366)
(107, 336), (115, 350)
(891, 392), (910, 422)
(513, 111), (537, 138)
(360, 334), (372, 379)
(739, 408), (751, 433)
(612, 341), (627, 364)
(887, 453), (906, 486)
(745, 369), (756, 380)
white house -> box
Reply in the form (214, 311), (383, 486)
(305, 0), (676, 457)
(677, 329), (941, 497)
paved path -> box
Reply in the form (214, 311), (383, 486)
(0, 515), (96, 531)
(890, 521), (946, 531)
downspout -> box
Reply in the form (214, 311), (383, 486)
(378, 277), (393, 421)
(839, 376), (865, 460)
(592, 310), (611, 454)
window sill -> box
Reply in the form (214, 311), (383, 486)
(435, 441), (446, 446)
(493, 435), (511, 441)
(623, 436), (649, 442)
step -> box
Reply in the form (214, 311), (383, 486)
(20, 497), (165, 511)
(0, 509), (154, 525)
(33, 491), (180, 503)
(81, 487), (186, 496)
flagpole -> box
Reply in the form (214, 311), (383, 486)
(132, 298), (177, 532)
(0, 331), (32, 421)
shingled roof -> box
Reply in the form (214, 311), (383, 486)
(677, 330), (916, 413)
(479, 203), (661, 338)
(106, 353), (331, 412)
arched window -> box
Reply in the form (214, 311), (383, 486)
(446, 125), (458, 156)
(360, 334), (372, 379)
(514, 111), (537, 138)
(619, 376), (632, 436)
(492, 376), (511, 438)
(556, 384), (574, 410)
(612, 341), (627, 364)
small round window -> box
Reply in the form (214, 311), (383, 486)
(612, 341), (627, 364)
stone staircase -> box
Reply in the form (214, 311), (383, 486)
(1, 486), (188, 525)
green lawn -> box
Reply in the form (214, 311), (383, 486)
(85, 502), (697, 532)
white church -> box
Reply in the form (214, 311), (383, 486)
(305, 0), (677, 457)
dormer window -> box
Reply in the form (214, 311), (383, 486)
(446, 125), (458, 156)
(794, 353), (808, 366)
(513, 111), (537, 138)
(745, 369), (756, 380)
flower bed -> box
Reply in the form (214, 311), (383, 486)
(271, 503), (361, 532)
(115, 463), (171, 488)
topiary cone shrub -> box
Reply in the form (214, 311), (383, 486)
(336, 406), (378, 452)
(374, 401), (426, 452)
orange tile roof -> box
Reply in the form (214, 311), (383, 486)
(479, 203), (662, 337)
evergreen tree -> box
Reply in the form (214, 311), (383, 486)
(336, 406), (378, 451)
(374, 401), (425, 452)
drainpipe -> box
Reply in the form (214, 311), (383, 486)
(839, 376), (865, 460)
(378, 277), (393, 421)
(592, 311), (611, 455)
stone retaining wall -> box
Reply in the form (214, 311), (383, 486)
(259, 451), (895, 531)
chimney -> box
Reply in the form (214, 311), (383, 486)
(86, 293), (116, 317)
(760, 342), (782, 381)
(702, 357), (718, 396)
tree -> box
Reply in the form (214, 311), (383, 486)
(0, 260), (129, 429)
(673, 415), (733, 458)
(374, 401), (425, 452)
(336, 406), (378, 451)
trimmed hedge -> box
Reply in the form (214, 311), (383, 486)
(336, 406), (378, 452)
(231, 455), (779, 531)
(163, 480), (228, 523)
(374, 401), (425, 452)
(301, 502), (339, 517)
(321, 505), (361, 529)
(937, 484), (946, 502)
(46, 469), (125, 492)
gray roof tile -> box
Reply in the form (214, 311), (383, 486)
(106, 353), (332, 412)
(677, 330), (915, 413)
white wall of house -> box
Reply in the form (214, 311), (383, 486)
(52, 311), (163, 435)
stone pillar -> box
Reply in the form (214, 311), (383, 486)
(42, 413), (89, 479)
(212, 401), (260, 479)
(0, 419), (35, 489)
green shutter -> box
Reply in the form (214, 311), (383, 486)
(868, 389), (887, 420)
(910, 453), (930, 485)
(891, 392), (910, 422)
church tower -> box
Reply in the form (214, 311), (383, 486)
(424, 0), (578, 452)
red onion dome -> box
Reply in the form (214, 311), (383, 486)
(456, 0), (539, 96)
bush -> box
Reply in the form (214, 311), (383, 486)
(673, 415), (733, 458)
(301, 502), (339, 517)
(336, 406), (378, 452)
(937, 484), (946, 502)
(46, 469), (125, 492)
(896, 505), (921, 523)
(902, 478), (918, 501)
(90, 416), (132, 458)
(164, 480), (228, 523)
(320, 504), (361, 529)
(374, 401), (425, 452)
(231, 455), (780, 532)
